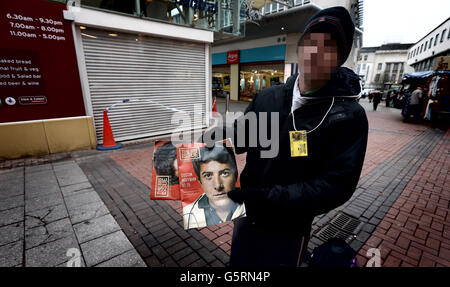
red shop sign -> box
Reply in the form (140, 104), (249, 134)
(227, 50), (239, 64)
(0, 0), (85, 123)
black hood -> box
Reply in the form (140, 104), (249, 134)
(285, 67), (361, 98)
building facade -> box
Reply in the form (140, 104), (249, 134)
(211, 0), (364, 101)
(406, 17), (450, 72)
(356, 43), (414, 90)
(0, 0), (244, 159)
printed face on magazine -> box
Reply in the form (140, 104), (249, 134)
(199, 160), (236, 208)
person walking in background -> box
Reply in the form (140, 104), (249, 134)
(385, 90), (392, 107)
(404, 86), (423, 123)
(410, 86), (423, 123)
(372, 91), (381, 111)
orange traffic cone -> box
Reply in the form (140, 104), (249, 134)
(212, 96), (217, 112)
(97, 109), (122, 150)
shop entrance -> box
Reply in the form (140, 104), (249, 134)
(212, 65), (231, 99)
(239, 62), (284, 101)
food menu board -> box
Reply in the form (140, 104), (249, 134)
(0, 0), (85, 122)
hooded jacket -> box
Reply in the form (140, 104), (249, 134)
(225, 66), (368, 237)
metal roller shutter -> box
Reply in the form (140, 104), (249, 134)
(80, 28), (208, 143)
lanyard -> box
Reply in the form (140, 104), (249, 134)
(291, 97), (335, 133)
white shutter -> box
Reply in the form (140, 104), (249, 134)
(80, 28), (207, 142)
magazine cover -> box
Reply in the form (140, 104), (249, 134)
(150, 141), (181, 200)
(177, 139), (246, 230)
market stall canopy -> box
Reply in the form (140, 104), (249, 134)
(403, 70), (450, 80)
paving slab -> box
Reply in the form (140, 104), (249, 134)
(25, 234), (80, 267)
(0, 195), (24, 212)
(0, 175), (24, 200)
(61, 181), (93, 197)
(25, 170), (60, 199)
(25, 204), (69, 229)
(67, 200), (109, 225)
(0, 241), (23, 267)
(64, 191), (102, 211)
(25, 217), (74, 250)
(95, 249), (146, 267)
(73, 213), (121, 244)
(52, 160), (77, 168)
(25, 192), (63, 213)
(0, 206), (24, 227)
(25, 164), (53, 174)
(54, 164), (89, 187)
(80, 230), (134, 267)
(0, 222), (24, 246)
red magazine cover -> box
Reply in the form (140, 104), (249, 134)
(150, 141), (181, 200)
(177, 139), (246, 230)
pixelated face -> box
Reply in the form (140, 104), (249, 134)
(199, 161), (236, 208)
(298, 33), (338, 82)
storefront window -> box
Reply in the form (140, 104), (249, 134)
(212, 66), (231, 98)
(81, 0), (221, 31)
(239, 63), (284, 102)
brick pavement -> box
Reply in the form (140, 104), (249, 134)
(309, 127), (446, 255)
(356, 129), (450, 267)
(1, 99), (448, 267)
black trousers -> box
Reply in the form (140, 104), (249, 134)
(410, 104), (421, 122)
(373, 101), (380, 111)
(229, 217), (309, 267)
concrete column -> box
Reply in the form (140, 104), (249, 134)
(230, 63), (239, 101)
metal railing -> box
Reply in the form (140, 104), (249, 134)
(260, 0), (310, 15)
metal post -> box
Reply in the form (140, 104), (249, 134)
(135, 0), (141, 16)
(232, 0), (240, 35)
(226, 94), (230, 113)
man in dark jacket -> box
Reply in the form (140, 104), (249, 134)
(205, 6), (368, 267)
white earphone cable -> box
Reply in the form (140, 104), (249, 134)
(292, 97), (335, 133)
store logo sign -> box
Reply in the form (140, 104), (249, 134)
(227, 50), (239, 64)
(5, 97), (16, 106)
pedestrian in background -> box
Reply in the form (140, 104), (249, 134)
(405, 86), (423, 123)
(372, 91), (381, 111)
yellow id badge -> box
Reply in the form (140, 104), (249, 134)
(290, 130), (308, 157)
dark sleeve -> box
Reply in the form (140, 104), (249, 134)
(257, 109), (368, 217)
(232, 92), (260, 154)
(203, 92), (260, 154)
